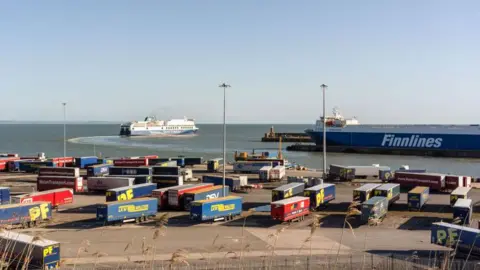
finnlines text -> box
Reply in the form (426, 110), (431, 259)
(381, 134), (442, 148)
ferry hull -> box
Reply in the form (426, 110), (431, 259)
(302, 130), (480, 157)
(123, 129), (198, 137)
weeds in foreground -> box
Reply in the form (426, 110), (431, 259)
(334, 201), (361, 270)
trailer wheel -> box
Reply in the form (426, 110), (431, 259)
(135, 217), (141, 224)
(142, 216), (147, 222)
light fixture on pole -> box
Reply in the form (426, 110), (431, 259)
(320, 84), (327, 179)
(62, 102), (67, 167)
(219, 83), (230, 197)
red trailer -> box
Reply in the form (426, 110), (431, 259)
(445, 175), (463, 191)
(0, 157), (20, 171)
(167, 183), (213, 209)
(151, 186), (191, 210)
(37, 176), (84, 192)
(50, 157), (74, 167)
(11, 188), (73, 208)
(38, 167), (80, 177)
(393, 172), (445, 191)
(113, 158), (149, 167)
(271, 196), (310, 222)
(141, 155), (159, 159)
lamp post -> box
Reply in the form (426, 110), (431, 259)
(320, 84), (327, 179)
(62, 102), (67, 167)
(219, 83), (230, 197)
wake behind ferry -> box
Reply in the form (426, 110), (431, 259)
(120, 116), (198, 136)
(304, 108), (480, 157)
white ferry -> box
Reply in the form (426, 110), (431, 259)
(120, 116), (199, 136)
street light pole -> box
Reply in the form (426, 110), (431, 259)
(320, 84), (327, 179)
(219, 83), (230, 197)
(62, 102), (67, 167)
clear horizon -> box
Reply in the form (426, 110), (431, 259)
(1, 1), (479, 124)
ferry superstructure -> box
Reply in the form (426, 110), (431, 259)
(120, 116), (198, 136)
(305, 108), (480, 152)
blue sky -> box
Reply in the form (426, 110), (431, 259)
(1, 1), (479, 124)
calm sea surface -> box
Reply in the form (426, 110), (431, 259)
(0, 124), (479, 176)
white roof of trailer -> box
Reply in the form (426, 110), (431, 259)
(108, 183), (155, 192)
(355, 184), (381, 191)
(271, 196), (308, 205)
(451, 187), (472, 195)
(375, 184), (400, 190)
(432, 222), (480, 233)
(454, 198), (472, 208)
(305, 183), (335, 191)
(0, 231), (58, 247)
(273, 183), (304, 191)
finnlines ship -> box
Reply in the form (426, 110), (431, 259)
(304, 108), (480, 158)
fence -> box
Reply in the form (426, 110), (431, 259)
(62, 253), (480, 270)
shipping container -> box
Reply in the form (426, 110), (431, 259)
(109, 166), (152, 176)
(96, 198), (158, 224)
(0, 157), (19, 171)
(37, 176), (84, 192)
(450, 187), (471, 207)
(167, 183), (214, 209)
(271, 196), (310, 222)
(379, 169), (394, 182)
(48, 157), (74, 167)
(353, 184), (381, 203)
(0, 187), (9, 205)
(464, 176), (472, 188)
(330, 164), (390, 179)
(74, 156), (98, 168)
(307, 178), (323, 187)
(190, 196), (242, 221)
(169, 157), (185, 167)
(7, 159), (33, 172)
(140, 155), (159, 159)
(12, 188), (73, 207)
(183, 185), (230, 211)
(0, 153), (18, 157)
(38, 167), (80, 177)
(233, 161), (278, 174)
(0, 230), (60, 269)
(202, 175), (248, 191)
(180, 168), (193, 180)
(0, 202), (52, 226)
(108, 175), (151, 185)
(152, 186), (190, 209)
(393, 172), (445, 191)
(361, 197), (388, 223)
(373, 183), (400, 206)
(328, 165), (355, 181)
(407, 186), (429, 211)
(86, 164), (112, 177)
(19, 161), (56, 173)
(113, 158), (149, 167)
(152, 166), (180, 176)
(304, 183), (335, 209)
(258, 166), (272, 181)
(287, 176), (308, 186)
(106, 183), (157, 202)
(149, 159), (177, 166)
(152, 175), (184, 188)
(453, 198), (473, 225)
(270, 165), (286, 180)
(182, 157), (204, 166)
(445, 175), (463, 191)
(207, 158), (222, 172)
(272, 183), (305, 202)
(87, 177), (135, 191)
(431, 222), (480, 255)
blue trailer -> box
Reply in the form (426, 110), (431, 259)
(106, 183), (157, 202)
(183, 186), (230, 210)
(453, 198), (472, 225)
(431, 222), (480, 255)
(7, 159), (33, 172)
(19, 161), (56, 173)
(86, 164), (112, 177)
(0, 202), (52, 227)
(108, 175), (152, 185)
(109, 166), (152, 176)
(379, 169), (394, 182)
(190, 196), (243, 222)
(0, 187), (10, 205)
(181, 157), (204, 166)
(202, 175), (247, 191)
(169, 157), (185, 167)
(152, 166), (180, 176)
(407, 186), (429, 211)
(304, 183), (335, 209)
(75, 156), (98, 169)
(96, 198), (158, 224)
(0, 230), (60, 269)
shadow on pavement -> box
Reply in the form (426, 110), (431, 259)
(59, 204), (100, 214)
(397, 216), (450, 231)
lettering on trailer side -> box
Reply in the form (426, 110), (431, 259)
(211, 204), (235, 212)
(436, 228), (459, 247)
(29, 203), (50, 221)
(316, 188), (325, 206)
(43, 246), (53, 257)
(117, 189), (134, 201)
(284, 188), (293, 199)
(206, 192), (220, 199)
(118, 204), (149, 213)
(381, 134), (443, 148)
